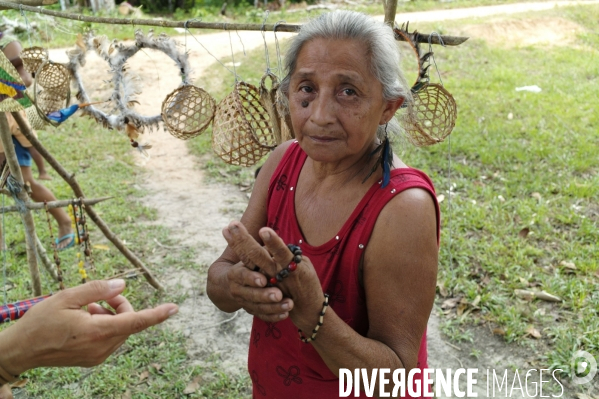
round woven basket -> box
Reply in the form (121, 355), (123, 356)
(36, 90), (68, 114)
(403, 83), (457, 146)
(161, 85), (216, 140)
(21, 47), (49, 76)
(36, 62), (71, 98)
(212, 82), (271, 167)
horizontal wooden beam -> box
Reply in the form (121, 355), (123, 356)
(0, 0), (468, 46)
(0, 196), (112, 214)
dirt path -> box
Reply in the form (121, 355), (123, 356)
(48, 2), (597, 396)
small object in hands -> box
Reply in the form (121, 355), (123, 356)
(0, 295), (51, 323)
(267, 244), (303, 286)
(298, 293), (329, 343)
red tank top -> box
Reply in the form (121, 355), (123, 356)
(248, 142), (440, 398)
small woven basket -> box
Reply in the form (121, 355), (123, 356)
(36, 90), (68, 114)
(403, 83), (457, 146)
(21, 47), (49, 76)
(25, 104), (48, 130)
(161, 85), (216, 140)
(36, 62), (70, 98)
(212, 82), (272, 167)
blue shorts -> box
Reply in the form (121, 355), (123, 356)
(12, 136), (32, 167)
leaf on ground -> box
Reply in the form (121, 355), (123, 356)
(526, 326), (541, 339)
(518, 227), (530, 238)
(576, 394), (598, 399)
(150, 363), (162, 372)
(120, 390), (132, 399)
(10, 378), (28, 388)
(437, 194), (445, 203)
(531, 192), (542, 201)
(535, 291), (562, 302)
(183, 376), (202, 395)
(437, 280), (448, 297)
(559, 260), (576, 270)
(441, 297), (461, 310)
(139, 370), (149, 382)
(492, 328), (506, 336)
(93, 244), (111, 251)
(515, 289), (535, 300)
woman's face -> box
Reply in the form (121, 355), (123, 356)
(288, 38), (400, 166)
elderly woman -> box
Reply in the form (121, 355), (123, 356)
(207, 10), (439, 398)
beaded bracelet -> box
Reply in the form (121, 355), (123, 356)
(298, 293), (330, 343)
(0, 364), (19, 386)
(268, 244), (302, 286)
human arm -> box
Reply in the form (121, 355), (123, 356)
(0, 279), (178, 379)
(206, 141), (295, 321)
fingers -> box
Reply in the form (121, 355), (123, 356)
(223, 221), (275, 272)
(259, 228), (294, 267)
(104, 295), (135, 314)
(87, 302), (114, 316)
(93, 303), (179, 337)
(228, 263), (268, 288)
(58, 279), (127, 309)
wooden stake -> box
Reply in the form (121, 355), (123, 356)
(0, 113), (42, 296)
(35, 234), (58, 281)
(384, 0), (399, 27)
(11, 112), (164, 291)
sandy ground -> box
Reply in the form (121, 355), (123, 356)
(48, 2), (598, 397)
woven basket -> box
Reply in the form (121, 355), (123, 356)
(161, 85), (216, 140)
(25, 104), (48, 130)
(36, 90), (68, 114)
(403, 83), (457, 146)
(212, 82), (271, 167)
(36, 62), (70, 98)
(21, 47), (49, 77)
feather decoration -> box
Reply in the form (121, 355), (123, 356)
(380, 136), (393, 188)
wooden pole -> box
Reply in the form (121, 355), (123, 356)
(384, 0), (399, 27)
(0, 196), (112, 214)
(0, 113), (42, 296)
(0, 0), (468, 46)
(35, 234), (59, 281)
(11, 112), (164, 291)
(0, 0), (57, 9)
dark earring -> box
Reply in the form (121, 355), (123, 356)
(301, 101), (309, 108)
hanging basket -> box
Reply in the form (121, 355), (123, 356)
(36, 61), (71, 98)
(212, 81), (272, 167)
(35, 90), (68, 115)
(161, 84), (216, 140)
(402, 83), (457, 146)
(25, 105), (48, 130)
(21, 47), (49, 77)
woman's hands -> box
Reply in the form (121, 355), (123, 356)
(222, 221), (325, 332)
(0, 280), (178, 379)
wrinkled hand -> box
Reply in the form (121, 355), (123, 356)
(223, 221), (324, 331)
(0, 280), (178, 376)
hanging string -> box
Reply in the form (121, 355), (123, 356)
(236, 29), (246, 57)
(261, 11), (271, 73)
(273, 20), (286, 78)
(427, 31), (452, 269)
(184, 21), (236, 78)
(226, 24), (239, 82)
(428, 32), (446, 86)
(19, 5), (33, 48)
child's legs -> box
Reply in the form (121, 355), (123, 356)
(20, 166), (70, 229)
(29, 146), (51, 180)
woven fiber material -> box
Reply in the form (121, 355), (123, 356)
(161, 85), (216, 140)
(403, 83), (457, 146)
(236, 81), (277, 149)
(212, 85), (270, 167)
(21, 47), (49, 76)
(36, 90), (68, 114)
(25, 104), (47, 130)
(36, 62), (71, 98)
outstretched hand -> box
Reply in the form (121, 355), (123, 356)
(0, 280), (178, 378)
(223, 221), (324, 331)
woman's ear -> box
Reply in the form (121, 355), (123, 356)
(380, 97), (405, 125)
